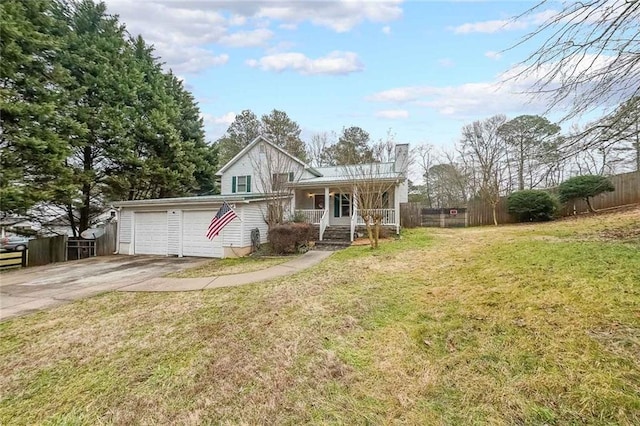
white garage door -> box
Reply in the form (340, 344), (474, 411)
(134, 212), (168, 255)
(182, 210), (224, 258)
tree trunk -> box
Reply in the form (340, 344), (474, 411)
(66, 204), (78, 238)
(492, 203), (498, 226)
(585, 197), (596, 213)
(365, 220), (374, 248)
(80, 145), (92, 233)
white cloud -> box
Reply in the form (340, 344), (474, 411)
(246, 51), (364, 75)
(451, 19), (528, 34)
(255, 0), (403, 32)
(366, 54), (622, 118)
(104, 0), (404, 74)
(201, 112), (237, 140)
(208, 112), (237, 126)
(374, 109), (409, 119)
(219, 29), (273, 47)
(367, 77), (541, 117)
(154, 45), (229, 74)
(382, 26), (391, 35)
(485, 50), (502, 60)
(438, 58), (455, 68)
(450, 9), (561, 35)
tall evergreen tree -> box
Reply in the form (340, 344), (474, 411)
(262, 109), (307, 161)
(0, 0), (75, 213)
(216, 109), (262, 167)
(324, 126), (375, 165)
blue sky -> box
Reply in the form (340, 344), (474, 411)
(104, 1), (566, 149)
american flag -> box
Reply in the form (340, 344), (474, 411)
(206, 202), (238, 239)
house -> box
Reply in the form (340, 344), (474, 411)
(0, 206), (116, 238)
(114, 135), (408, 258)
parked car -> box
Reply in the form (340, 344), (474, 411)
(0, 236), (30, 251)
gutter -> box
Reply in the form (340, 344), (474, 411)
(112, 194), (274, 208)
(113, 206), (121, 254)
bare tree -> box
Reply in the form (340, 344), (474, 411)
(413, 143), (437, 207)
(248, 142), (300, 229)
(511, 0), (640, 150)
(307, 131), (336, 167)
(340, 163), (397, 249)
(459, 115), (508, 225)
(371, 129), (396, 162)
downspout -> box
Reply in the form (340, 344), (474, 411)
(113, 206), (121, 254)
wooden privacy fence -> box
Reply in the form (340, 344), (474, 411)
(467, 171), (640, 227)
(401, 171), (640, 228)
(28, 235), (68, 267)
(551, 171), (640, 216)
(96, 222), (117, 256)
(400, 205), (467, 228)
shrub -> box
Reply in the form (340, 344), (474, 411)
(289, 210), (308, 223)
(268, 222), (314, 254)
(507, 190), (558, 222)
(558, 175), (615, 212)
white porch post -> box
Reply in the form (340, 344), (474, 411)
(291, 189), (296, 218)
(352, 186), (358, 212)
(324, 187), (330, 224)
(395, 185), (401, 234)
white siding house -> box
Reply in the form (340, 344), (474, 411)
(114, 135), (409, 258)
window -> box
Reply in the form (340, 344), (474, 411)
(271, 172), (294, 190)
(232, 175), (251, 193)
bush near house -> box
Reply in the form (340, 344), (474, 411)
(507, 190), (558, 222)
(268, 222), (313, 254)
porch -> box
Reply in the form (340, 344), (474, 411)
(292, 187), (400, 241)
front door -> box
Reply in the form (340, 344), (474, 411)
(314, 194), (325, 210)
(334, 193), (351, 217)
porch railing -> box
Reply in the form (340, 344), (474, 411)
(356, 209), (397, 226)
(295, 209), (324, 224)
(319, 208), (329, 241)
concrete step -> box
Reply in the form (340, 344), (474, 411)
(313, 240), (352, 251)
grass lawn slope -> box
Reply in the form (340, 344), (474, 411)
(1, 207), (639, 424)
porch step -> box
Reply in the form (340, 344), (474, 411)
(311, 225), (351, 242)
(313, 240), (352, 251)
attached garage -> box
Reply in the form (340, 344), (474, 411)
(114, 195), (272, 259)
(134, 212), (168, 255)
(182, 210), (223, 258)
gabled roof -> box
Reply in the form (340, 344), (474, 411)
(216, 135), (322, 177)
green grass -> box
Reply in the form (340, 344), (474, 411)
(166, 255), (292, 278)
(1, 207), (639, 424)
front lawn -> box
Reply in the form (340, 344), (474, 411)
(1, 207), (638, 424)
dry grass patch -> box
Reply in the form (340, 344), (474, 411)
(166, 255), (292, 278)
(1, 207), (639, 424)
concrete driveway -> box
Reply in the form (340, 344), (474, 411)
(0, 255), (205, 321)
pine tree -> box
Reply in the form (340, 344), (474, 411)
(0, 0), (75, 214)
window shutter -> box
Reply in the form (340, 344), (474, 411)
(334, 194), (340, 217)
(246, 175), (251, 192)
(288, 172), (294, 182)
(232, 176), (236, 193)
